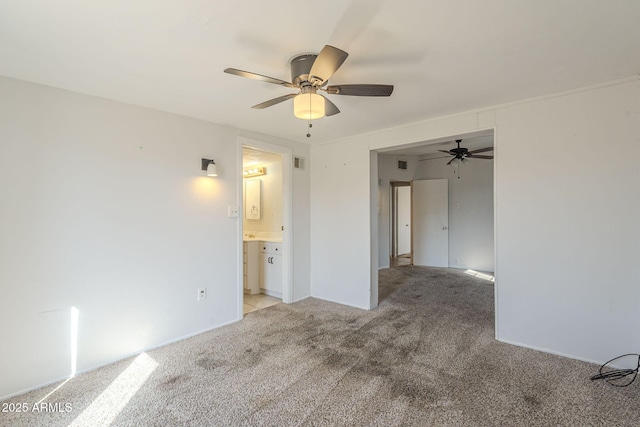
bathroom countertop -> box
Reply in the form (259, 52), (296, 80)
(243, 237), (282, 243)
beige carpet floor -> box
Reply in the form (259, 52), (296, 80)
(2, 266), (639, 426)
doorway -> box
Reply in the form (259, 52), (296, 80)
(390, 181), (412, 267)
(237, 137), (293, 319)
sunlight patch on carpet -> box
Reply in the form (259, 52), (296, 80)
(464, 269), (495, 282)
(35, 377), (73, 406)
(69, 352), (158, 427)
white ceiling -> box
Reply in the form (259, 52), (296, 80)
(1, 0), (639, 144)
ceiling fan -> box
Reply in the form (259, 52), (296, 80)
(224, 45), (394, 123)
(439, 139), (494, 165)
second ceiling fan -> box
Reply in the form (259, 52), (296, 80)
(439, 139), (494, 165)
(224, 45), (394, 122)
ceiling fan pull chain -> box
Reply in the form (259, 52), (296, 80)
(306, 94), (312, 138)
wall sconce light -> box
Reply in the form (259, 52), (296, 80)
(201, 158), (218, 177)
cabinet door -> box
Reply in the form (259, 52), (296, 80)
(260, 252), (282, 294)
(243, 242), (248, 290)
(245, 241), (260, 294)
(259, 252), (268, 290)
(269, 254), (282, 293)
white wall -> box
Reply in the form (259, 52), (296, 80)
(310, 142), (373, 309)
(417, 154), (494, 272)
(494, 81), (640, 361)
(310, 78), (640, 364)
(0, 76), (310, 399)
(291, 152), (311, 303)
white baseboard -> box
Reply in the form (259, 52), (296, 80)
(310, 294), (372, 311)
(260, 288), (282, 299)
(495, 337), (602, 366)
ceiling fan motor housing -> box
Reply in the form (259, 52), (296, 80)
(290, 54), (318, 86)
(451, 147), (469, 156)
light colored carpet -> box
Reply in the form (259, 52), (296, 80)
(2, 266), (639, 426)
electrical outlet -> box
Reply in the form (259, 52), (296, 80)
(228, 206), (239, 217)
(197, 288), (206, 301)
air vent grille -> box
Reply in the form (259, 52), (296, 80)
(397, 160), (408, 170)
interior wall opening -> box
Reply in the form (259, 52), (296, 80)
(374, 129), (496, 305)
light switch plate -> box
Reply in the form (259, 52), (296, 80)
(228, 206), (239, 217)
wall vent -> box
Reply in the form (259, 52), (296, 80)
(293, 156), (305, 170)
(397, 160), (408, 170)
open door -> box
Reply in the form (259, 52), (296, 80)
(390, 181), (412, 266)
(412, 179), (448, 267)
(397, 186), (411, 255)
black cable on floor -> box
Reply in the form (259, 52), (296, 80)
(590, 353), (640, 387)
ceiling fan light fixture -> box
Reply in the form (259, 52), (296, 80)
(293, 93), (325, 120)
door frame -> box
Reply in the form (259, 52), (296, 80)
(390, 181), (412, 265)
(236, 137), (293, 319)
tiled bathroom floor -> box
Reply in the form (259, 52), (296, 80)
(243, 294), (281, 315)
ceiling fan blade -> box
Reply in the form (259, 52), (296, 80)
(467, 146), (494, 154)
(325, 84), (394, 96)
(308, 45), (348, 85)
(438, 150), (452, 154)
(251, 93), (298, 109)
(468, 155), (493, 159)
(321, 95), (340, 116)
(446, 157), (456, 165)
(224, 68), (296, 87)
(419, 155), (453, 161)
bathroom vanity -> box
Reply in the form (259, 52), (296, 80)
(243, 237), (282, 298)
(259, 241), (282, 297)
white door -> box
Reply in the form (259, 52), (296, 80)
(412, 179), (448, 267)
(397, 186), (411, 255)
